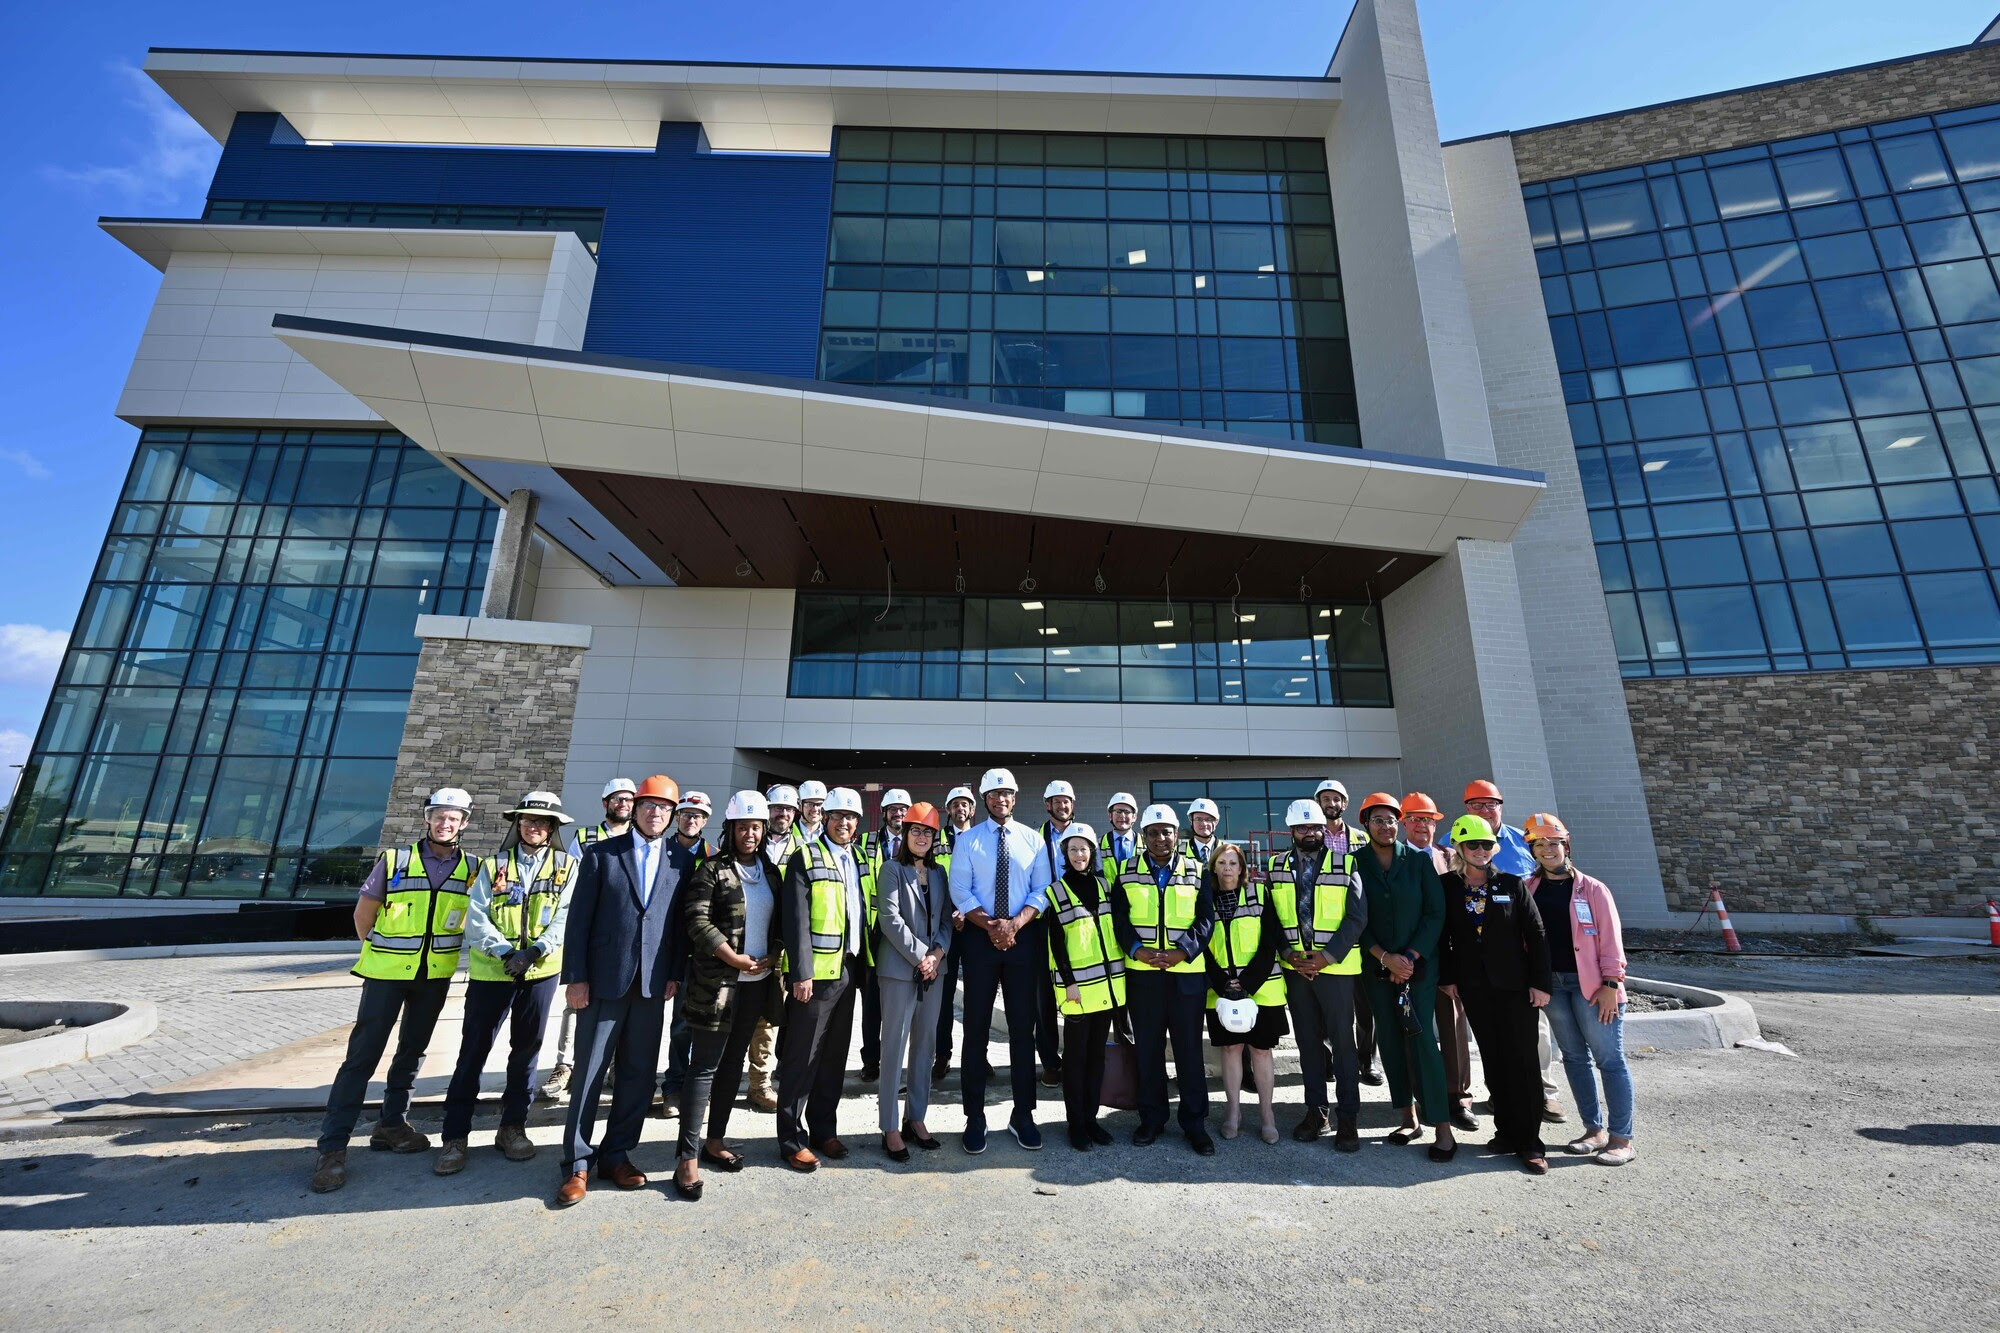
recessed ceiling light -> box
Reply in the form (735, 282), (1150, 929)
(1026, 270), (1045, 283)
(1257, 263), (1276, 272)
(1051, 647), (1070, 656)
(1153, 619), (1173, 628)
(1021, 600), (1043, 610)
(1158, 642), (1177, 650)
(1224, 679), (1241, 686)
(1318, 608), (1331, 617)
(1885, 435), (1922, 449)
(1236, 613), (1256, 622)
(1333, 609), (1342, 617)
(1194, 274), (1208, 289)
(1063, 666), (1081, 673)
(1313, 633), (1330, 642)
(1127, 248), (1147, 265)
(1283, 690), (1301, 697)
(1642, 460), (1669, 473)
(1037, 627), (1059, 635)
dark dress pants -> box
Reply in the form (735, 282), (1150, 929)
(442, 975), (556, 1141)
(1285, 969), (1360, 1118)
(659, 996), (692, 1103)
(958, 922), (1043, 1123)
(776, 963), (857, 1154)
(679, 975), (772, 1159)
(858, 956), (882, 1070)
(1125, 969), (1210, 1134)
(1460, 984), (1546, 1157)
(1354, 978), (1378, 1071)
(1060, 1010), (1113, 1130)
(561, 982), (668, 1175)
(933, 927), (963, 1064)
(1035, 957), (1064, 1072)
(317, 975), (451, 1153)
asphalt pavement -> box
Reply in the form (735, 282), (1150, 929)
(0, 952), (1994, 1331)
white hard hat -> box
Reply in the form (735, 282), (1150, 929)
(823, 786), (865, 816)
(1315, 779), (1349, 799)
(946, 786), (975, 805)
(1140, 803), (1180, 830)
(1188, 798), (1220, 819)
(1285, 798), (1328, 828)
(675, 791), (713, 815)
(881, 788), (913, 809)
(725, 790), (771, 822)
(1106, 791), (1138, 813)
(797, 780), (829, 802)
(601, 778), (638, 800)
(764, 784), (799, 809)
(1215, 994), (1258, 1035)
(1060, 822), (1098, 848)
(425, 787), (473, 814)
(979, 767), (1019, 795)
(504, 790), (573, 824)
(1044, 779), (1075, 800)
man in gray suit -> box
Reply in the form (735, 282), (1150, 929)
(555, 773), (689, 1208)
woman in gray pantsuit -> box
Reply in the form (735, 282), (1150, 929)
(875, 801), (954, 1161)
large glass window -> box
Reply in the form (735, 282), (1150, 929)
(0, 428), (495, 899)
(1149, 778), (1323, 844)
(790, 593), (1388, 706)
(817, 129), (1359, 447)
(1532, 99), (2000, 676)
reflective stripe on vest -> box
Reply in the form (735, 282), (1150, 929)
(1207, 880), (1287, 1006)
(802, 839), (872, 981)
(355, 841), (474, 982)
(1265, 847), (1361, 975)
(1118, 853), (1203, 973)
(1046, 873), (1126, 1015)
(469, 847), (575, 982)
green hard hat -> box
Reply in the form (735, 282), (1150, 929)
(1450, 814), (1497, 845)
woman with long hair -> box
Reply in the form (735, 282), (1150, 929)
(1205, 841), (1287, 1145)
(875, 801), (954, 1161)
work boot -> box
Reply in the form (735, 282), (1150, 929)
(539, 1063), (572, 1102)
(748, 1084), (778, 1113)
(1334, 1115), (1361, 1153)
(434, 1139), (469, 1176)
(309, 1149), (348, 1193)
(369, 1122), (431, 1153)
(495, 1124), (537, 1162)
(1292, 1107), (1330, 1142)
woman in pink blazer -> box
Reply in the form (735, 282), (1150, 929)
(1522, 814), (1635, 1166)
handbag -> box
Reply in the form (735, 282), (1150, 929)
(1098, 1035), (1139, 1112)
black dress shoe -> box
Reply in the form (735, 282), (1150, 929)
(882, 1136), (912, 1163)
(1039, 1063), (1064, 1088)
(1067, 1127), (1094, 1152)
(699, 1147), (746, 1173)
(1292, 1108), (1330, 1142)
(1087, 1122), (1113, 1146)
(1334, 1115), (1361, 1153)
(1358, 1066), (1385, 1086)
(1188, 1129), (1217, 1157)
(1450, 1106), (1480, 1133)
(672, 1176), (704, 1201)
(860, 1063), (880, 1083)
(903, 1120), (941, 1151)
(1428, 1139), (1459, 1163)
(1133, 1125), (1163, 1146)
(932, 1058), (952, 1080)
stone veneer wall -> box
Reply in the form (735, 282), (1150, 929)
(1509, 40), (2000, 183)
(1624, 667), (2000, 917)
(385, 618), (589, 847)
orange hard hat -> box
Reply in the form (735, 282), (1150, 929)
(903, 801), (942, 831)
(1463, 779), (1504, 803)
(1357, 792), (1402, 820)
(1523, 812), (1570, 844)
(1399, 792), (1441, 819)
(636, 774), (680, 803)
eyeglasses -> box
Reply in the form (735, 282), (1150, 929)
(635, 799), (673, 812)
(1465, 799), (1501, 812)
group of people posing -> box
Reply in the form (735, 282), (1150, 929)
(305, 770), (1638, 1205)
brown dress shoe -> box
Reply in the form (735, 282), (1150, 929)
(555, 1171), (588, 1208)
(309, 1149), (348, 1193)
(782, 1147), (820, 1173)
(597, 1159), (647, 1189)
(813, 1137), (849, 1160)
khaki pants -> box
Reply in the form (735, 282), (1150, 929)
(747, 1014), (778, 1096)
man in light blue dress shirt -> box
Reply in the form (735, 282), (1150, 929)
(946, 767), (1051, 1154)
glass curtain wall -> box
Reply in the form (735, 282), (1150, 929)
(818, 128), (1359, 446)
(1529, 100), (2000, 676)
(0, 428), (495, 899)
(790, 593), (1389, 707)
(1151, 777), (1323, 841)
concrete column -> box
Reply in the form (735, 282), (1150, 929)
(1443, 135), (1669, 925)
(1324, 0), (1496, 463)
(479, 488), (540, 620)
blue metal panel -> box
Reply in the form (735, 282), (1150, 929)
(208, 115), (832, 376)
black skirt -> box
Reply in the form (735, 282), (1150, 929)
(1206, 1002), (1290, 1050)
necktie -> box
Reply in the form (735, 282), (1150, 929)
(1117, 834), (1130, 862)
(993, 825), (1011, 920)
(637, 839), (653, 908)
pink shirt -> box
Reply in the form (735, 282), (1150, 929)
(1523, 869), (1626, 995)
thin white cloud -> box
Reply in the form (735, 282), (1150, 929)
(42, 62), (217, 205)
(0, 448), (50, 481)
(0, 625), (68, 688)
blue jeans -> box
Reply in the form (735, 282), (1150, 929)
(1544, 973), (1635, 1140)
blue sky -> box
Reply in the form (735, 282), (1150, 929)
(0, 0), (1992, 777)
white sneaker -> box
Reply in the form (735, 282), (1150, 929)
(1596, 1144), (1636, 1166)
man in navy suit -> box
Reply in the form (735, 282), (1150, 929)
(555, 773), (690, 1208)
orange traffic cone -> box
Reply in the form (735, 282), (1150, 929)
(1987, 900), (2000, 949)
(1710, 884), (1742, 954)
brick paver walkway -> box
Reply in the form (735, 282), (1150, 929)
(0, 953), (359, 1119)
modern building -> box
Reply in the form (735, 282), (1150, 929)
(4, 0), (1995, 932)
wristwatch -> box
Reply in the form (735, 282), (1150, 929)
(1600, 978), (1624, 989)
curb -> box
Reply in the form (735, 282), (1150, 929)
(0, 941), (357, 970)
(0, 1000), (160, 1080)
(1623, 975), (1760, 1051)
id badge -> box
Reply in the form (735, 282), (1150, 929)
(1490, 894), (1511, 906)
(444, 908), (464, 931)
(1575, 899), (1596, 927)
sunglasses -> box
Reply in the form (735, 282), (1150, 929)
(1458, 841), (1497, 851)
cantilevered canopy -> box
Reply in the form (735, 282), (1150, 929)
(273, 315), (1543, 593)
(148, 49), (1341, 153)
